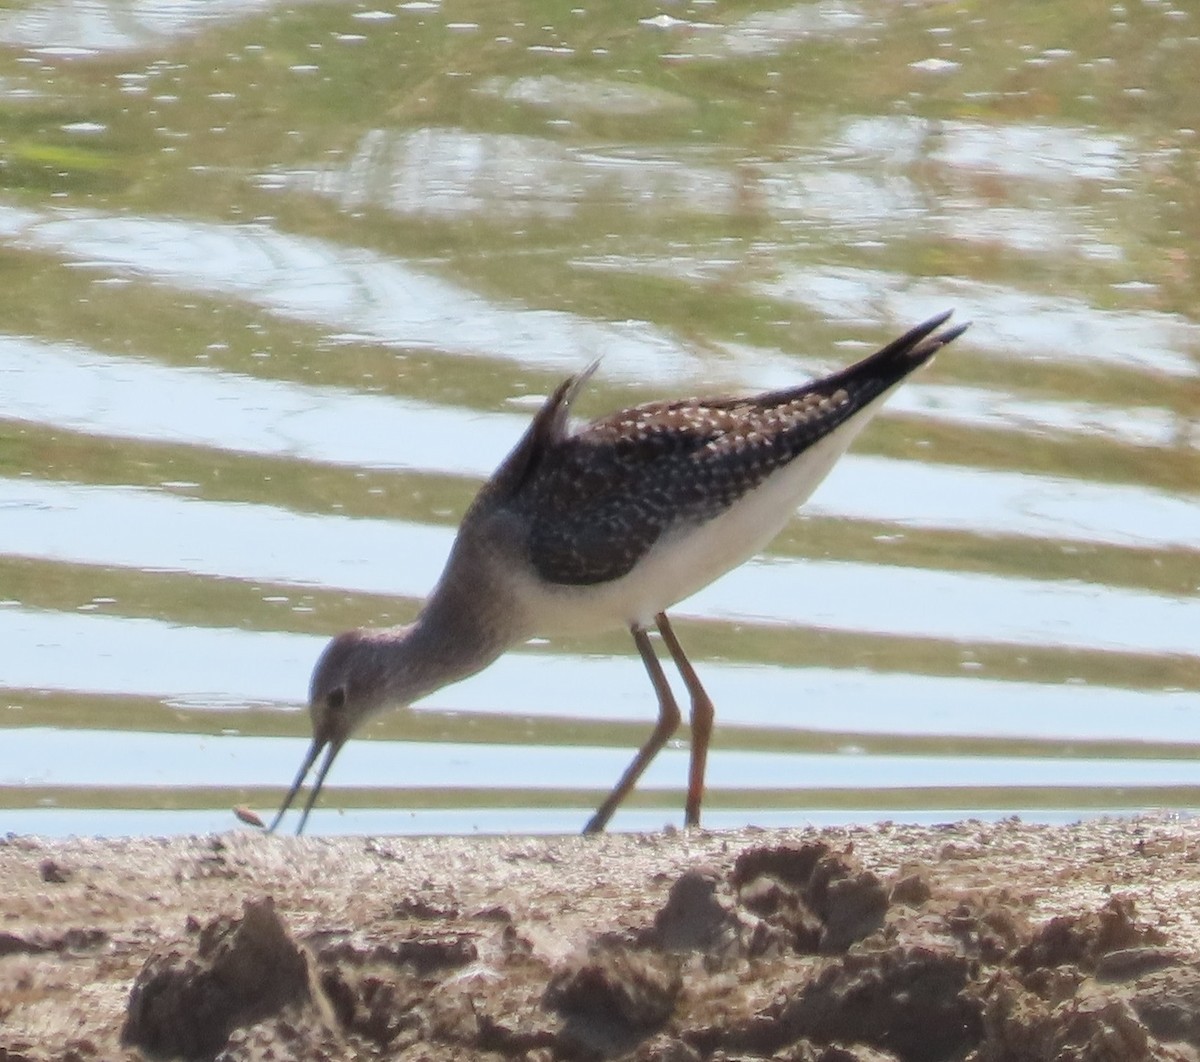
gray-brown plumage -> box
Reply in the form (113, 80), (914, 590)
(269, 310), (968, 835)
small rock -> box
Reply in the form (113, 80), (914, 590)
(731, 843), (889, 954)
(318, 931), (478, 975)
(392, 895), (460, 921)
(39, 858), (71, 884)
(776, 946), (982, 1061)
(1115, 961), (1200, 1048)
(545, 944), (681, 1054)
(890, 872), (933, 908)
(1095, 947), (1187, 982)
(1012, 896), (1166, 974)
(121, 897), (328, 1059)
(650, 868), (738, 953)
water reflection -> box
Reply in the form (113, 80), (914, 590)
(2, 604), (1195, 744)
(4, 332), (1190, 467)
(6, 450), (1196, 594)
(0, 335), (521, 473)
(838, 116), (1130, 183)
(276, 117), (1133, 255)
(807, 457), (1200, 550)
(0, 0), (1197, 834)
(575, 255), (1200, 378)
(9, 727), (1200, 793)
(1, 205), (701, 382)
(0, 0), (295, 53)
(275, 127), (740, 220)
(0, 607), (315, 704)
(683, 2), (870, 60)
(761, 269), (1199, 380)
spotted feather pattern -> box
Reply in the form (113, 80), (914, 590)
(484, 312), (967, 586)
(523, 389), (858, 584)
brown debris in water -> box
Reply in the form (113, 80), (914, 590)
(232, 806), (266, 830)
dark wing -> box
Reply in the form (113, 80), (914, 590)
(461, 360), (599, 522)
(516, 312), (968, 586)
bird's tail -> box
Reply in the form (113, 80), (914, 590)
(756, 309), (969, 409)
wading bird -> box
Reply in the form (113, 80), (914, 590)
(269, 311), (968, 835)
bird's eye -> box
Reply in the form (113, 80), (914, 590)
(327, 687), (346, 712)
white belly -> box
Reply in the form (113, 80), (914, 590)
(512, 384), (900, 635)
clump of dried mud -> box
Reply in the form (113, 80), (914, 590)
(4, 816), (1200, 1061)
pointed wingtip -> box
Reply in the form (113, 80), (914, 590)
(930, 315), (971, 347)
(941, 320), (971, 342)
(907, 308), (962, 344)
(901, 309), (970, 356)
(546, 357), (602, 439)
(922, 308), (956, 331)
(566, 356), (602, 404)
(866, 309), (968, 368)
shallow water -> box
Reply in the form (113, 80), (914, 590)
(0, 0), (1197, 836)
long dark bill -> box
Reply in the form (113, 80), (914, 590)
(267, 735), (344, 836)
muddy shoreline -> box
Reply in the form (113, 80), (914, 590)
(4, 816), (1200, 1060)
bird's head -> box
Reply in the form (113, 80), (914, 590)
(268, 627), (413, 835)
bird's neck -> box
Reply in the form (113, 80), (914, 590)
(392, 546), (524, 702)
